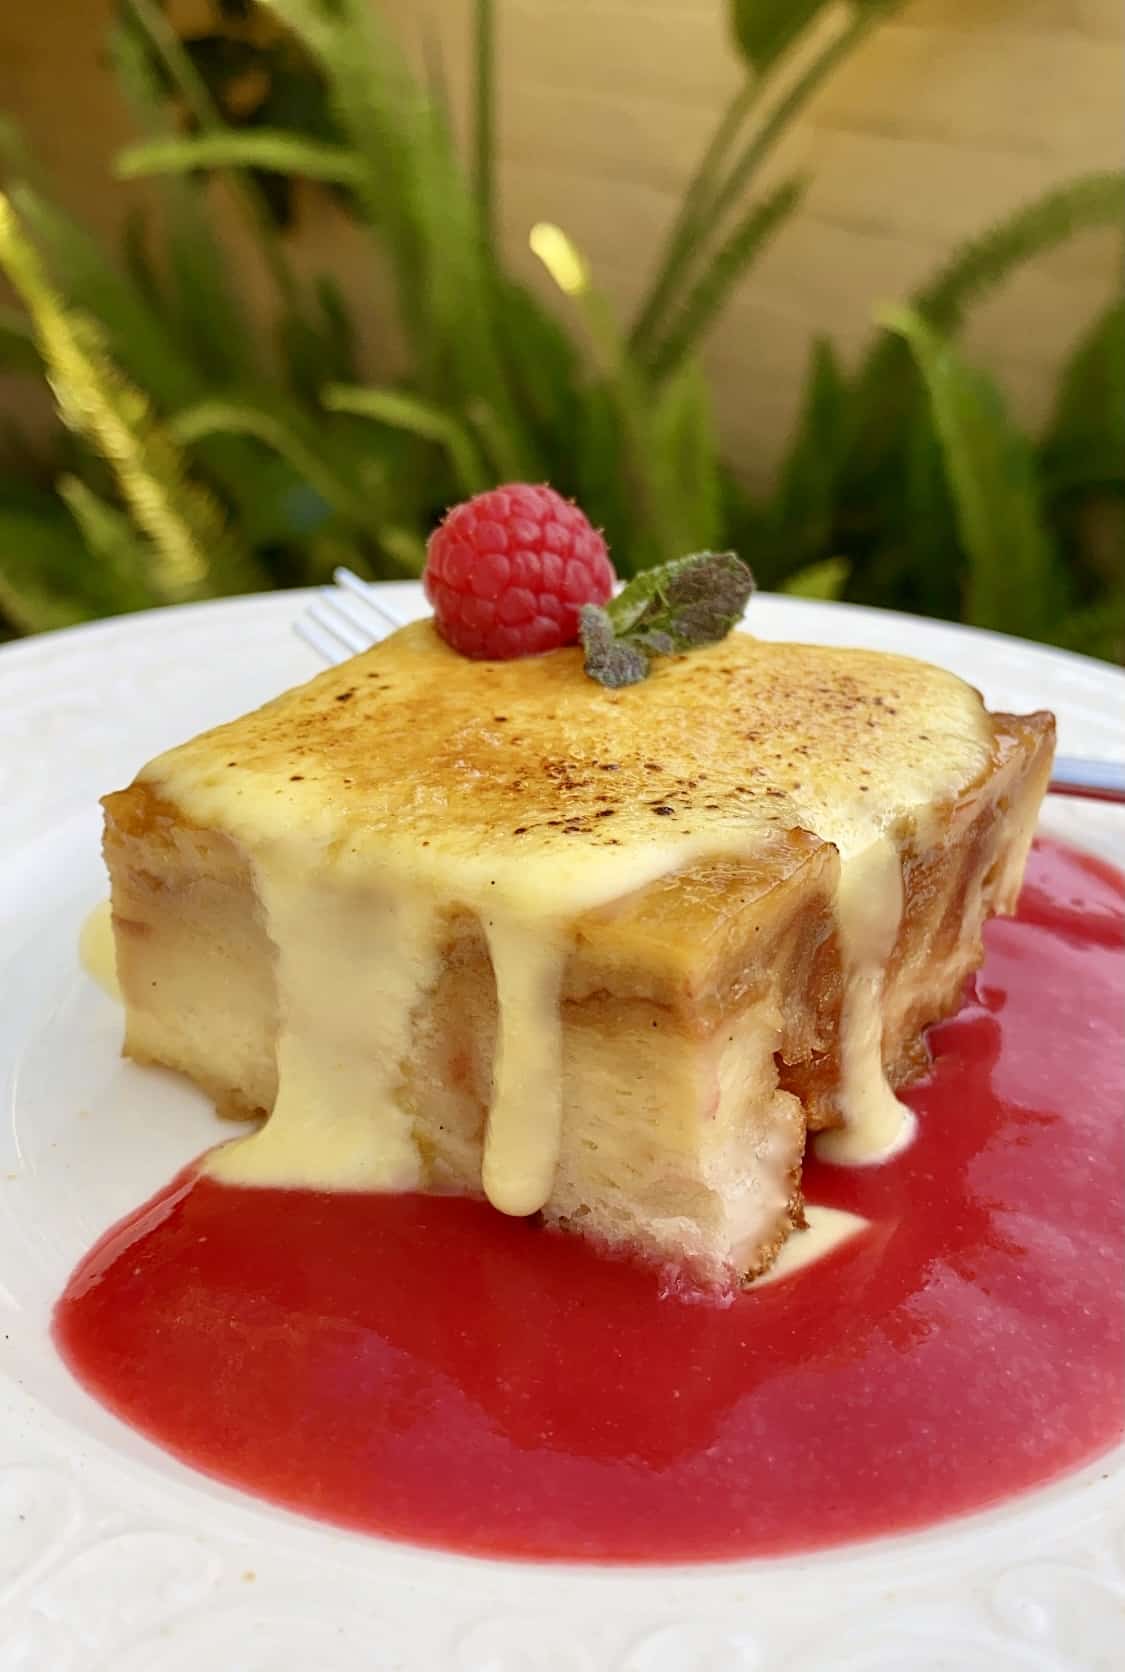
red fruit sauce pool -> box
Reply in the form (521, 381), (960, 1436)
(55, 838), (1124, 1563)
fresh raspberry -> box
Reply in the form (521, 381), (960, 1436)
(423, 483), (615, 660)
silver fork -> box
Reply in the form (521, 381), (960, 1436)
(296, 569), (1125, 805)
(294, 567), (408, 663)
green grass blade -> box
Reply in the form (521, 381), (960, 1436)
(842, 172), (1125, 517)
(531, 222), (677, 566)
(729, 0), (833, 73)
(0, 496), (143, 630)
(633, 4), (898, 359)
(0, 117), (41, 184)
(781, 556), (850, 599)
(647, 359), (724, 555)
(473, 0), (496, 244)
(689, 4), (899, 272)
(841, 387), (962, 623)
(122, 0), (301, 315)
(463, 397), (531, 483)
(647, 177), (803, 380)
(567, 386), (635, 571)
(529, 224), (630, 380)
(120, 0), (221, 133)
(376, 525), (428, 575)
(57, 474), (159, 607)
(260, 0), (423, 325)
(117, 132), (364, 185)
(917, 171), (1125, 335)
(101, 18), (341, 525)
(310, 275), (360, 383)
(765, 335), (844, 581)
(260, 0), (435, 367)
(10, 184), (202, 409)
(119, 205), (164, 309)
(487, 276), (581, 448)
(324, 384), (489, 497)
(108, 14), (262, 387)
(1054, 595), (1125, 664)
(262, 0), (535, 474)
(0, 305), (40, 373)
(11, 185), (287, 525)
(170, 396), (380, 526)
(1041, 299), (1125, 499)
(0, 192), (263, 604)
(898, 390), (963, 620)
(0, 419), (48, 483)
(421, 21), (454, 135)
(883, 305), (1061, 641)
(629, 78), (756, 359)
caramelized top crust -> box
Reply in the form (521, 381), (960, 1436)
(132, 621), (1002, 917)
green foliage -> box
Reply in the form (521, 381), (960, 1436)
(0, 306), (41, 374)
(757, 338), (847, 587)
(264, 0), (529, 474)
(647, 177), (804, 382)
(1042, 301), (1125, 500)
(883, 307), (1060, 641)
(782, 557), (850, 602)
(472, 0), (496, 247)
(56, 476), (159, 610)
(117, 130), (363, 184)
(107, 10), (264, 394)
(729, 0), (830, 72)
(917, 173), (1125, 336)
(118, 0), (302, 313)
(167, 397), (383, 531)
(633, 1), (907, 371)
(0, 491), (136, 631)
(841, 173), (1125, 517)
(8, 183), (203, 409)
(324, 385), (489, 500)
(580, 551), (754, 687)
(0, 0), (1120, 662)
(132, 0), (340, 229)
(647, 361), (725, 560)
(0, 194), (261, 605)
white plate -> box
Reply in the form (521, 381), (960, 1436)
(2, 587), (1123, 1672)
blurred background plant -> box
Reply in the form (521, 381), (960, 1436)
(0, 0), (1121, 655)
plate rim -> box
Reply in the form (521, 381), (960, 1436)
(2, 586), (1123, 1670)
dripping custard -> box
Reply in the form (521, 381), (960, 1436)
(96, 620), (1054, 1287)
(56, 618), (1125, 1560)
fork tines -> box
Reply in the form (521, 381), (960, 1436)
(294, 568), (406, 666)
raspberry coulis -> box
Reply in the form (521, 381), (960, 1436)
(55, 838), (1124, 1563)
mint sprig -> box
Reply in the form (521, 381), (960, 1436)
(579, 550), (755, 687)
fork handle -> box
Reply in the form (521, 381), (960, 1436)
(1049, 755), (1125, 805)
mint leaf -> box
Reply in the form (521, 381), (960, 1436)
(578, 604), (651, 687)
(580, 549), (754, 687)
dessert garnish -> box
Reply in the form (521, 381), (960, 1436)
(422, 483), (614, 659)
(422, 482), (754, 685)
(578, 550), (754, 688)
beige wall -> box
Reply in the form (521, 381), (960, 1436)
(3, 1), (1122, 484)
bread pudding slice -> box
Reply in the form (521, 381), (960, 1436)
(101, 622), (1053, 1284)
